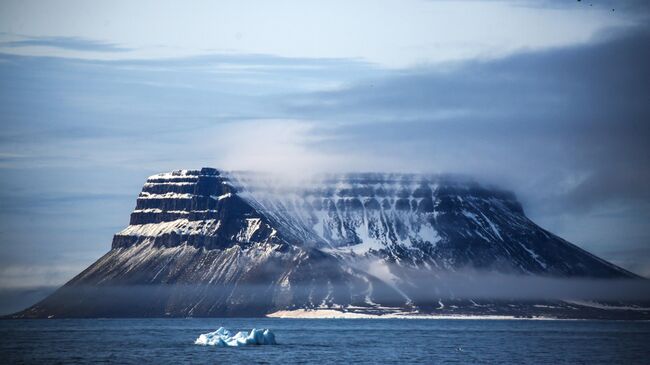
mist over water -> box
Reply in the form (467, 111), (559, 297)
(26, 273), (650, 317)
(378, 270), (650, 303)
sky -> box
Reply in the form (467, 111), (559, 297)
(0, 0), (649, 308)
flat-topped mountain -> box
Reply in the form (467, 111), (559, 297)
(14, 168), (646, 319)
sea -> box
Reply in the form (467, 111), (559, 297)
(1, 318), (649, 364)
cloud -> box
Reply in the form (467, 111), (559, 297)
(286, 26), (650, 211)
(0, 286), (57, 315)
(0, 0), (636, 67)
(0, 36), (130, 52)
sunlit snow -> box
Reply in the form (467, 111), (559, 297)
(194, 327), (277, 347)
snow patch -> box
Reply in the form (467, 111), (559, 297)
(138, 192), (193, 200)
(211, 193), (232, 201)
(117, 219), (221, 237)
(519, 243), (548, 269)
(236, 218), (262, 242)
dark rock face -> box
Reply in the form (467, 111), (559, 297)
(15, 168), (646, 319)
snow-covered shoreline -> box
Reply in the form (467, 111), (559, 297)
(266, 309), (561, 320)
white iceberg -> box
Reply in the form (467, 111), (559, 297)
(194, 327), (277, 347)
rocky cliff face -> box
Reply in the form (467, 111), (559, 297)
(16, 168), (645, 319)
(111, 168), (282, 250)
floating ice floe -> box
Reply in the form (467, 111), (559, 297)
(194, 327), (277, 347)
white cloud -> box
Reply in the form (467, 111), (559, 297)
(208, 119), (344, 174)
(0, 0), (636, 67)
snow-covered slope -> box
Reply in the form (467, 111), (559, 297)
(229, 171), (632, 277)
(15, 168), (644, 319)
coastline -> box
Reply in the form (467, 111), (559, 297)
(266, 309), (561, 320)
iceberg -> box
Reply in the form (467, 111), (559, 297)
(194, 327), (277, 347)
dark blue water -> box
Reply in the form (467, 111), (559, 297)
(1, 318), (649, 364)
